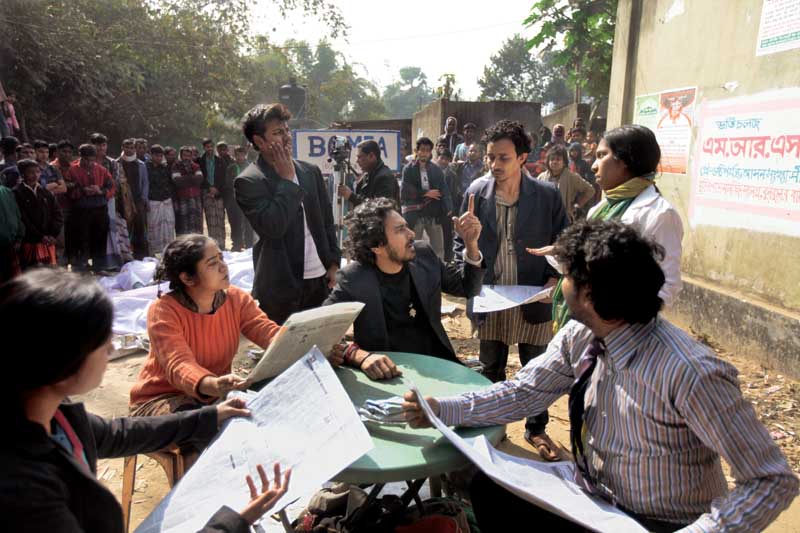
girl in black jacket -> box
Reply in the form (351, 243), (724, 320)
(0, 269), (290, 532)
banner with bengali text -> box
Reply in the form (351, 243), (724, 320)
(690, 89), (800, 236)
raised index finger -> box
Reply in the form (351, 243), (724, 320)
(468, 193), (475, 215)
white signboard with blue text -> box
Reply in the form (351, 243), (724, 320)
(292, 129), (402, 175)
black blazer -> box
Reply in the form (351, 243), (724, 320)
(400, 161), (453, 226)
(323, 241), (484, 362)
(235, 155), (341, 323)
(0, 402), (250, 533)
(350, 161), (399, 208)
(454, 173), (568, 324)
(198, 152), (232, 195)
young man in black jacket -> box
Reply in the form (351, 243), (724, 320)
(235, 103), (340, 324)
(326, 197), (483, 379)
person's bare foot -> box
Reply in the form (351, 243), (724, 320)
(524, 430), (561, 462)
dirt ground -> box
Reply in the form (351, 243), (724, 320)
(76, 295), (800, 531)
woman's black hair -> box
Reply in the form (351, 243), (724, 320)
(552, 219), (665, 324)
(154, 234), (214, 295)
(344, 198), (397, 266)
(602, 125), (661, 177)
(482, 120), (532, 156)
(1, 269), (113, 399)
(546, 145), (569, 170)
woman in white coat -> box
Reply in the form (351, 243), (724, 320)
(530, 124), (684, 331)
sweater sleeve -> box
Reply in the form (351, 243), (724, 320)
(147, 300), (215, 400)
(235, 289), (282, 348)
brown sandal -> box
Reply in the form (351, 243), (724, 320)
(524, 430), (561, 462)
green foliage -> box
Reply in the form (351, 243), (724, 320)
(382, 67), (436, 119)
(0, 0), (347, 147)
(478, 36), (574, 109)
(524, 0), (617, 100)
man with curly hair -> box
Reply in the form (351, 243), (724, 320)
(405, 220), (798, 532)
(453, 119), (569, 461)
(324, 197), (484, 380)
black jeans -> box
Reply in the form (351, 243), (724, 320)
(224, 195), (254, 250)
(131, 201), (149, 260)
(469, 471), (687, 533)
(271, 274), (330, 325)
(479, 340), (548, 435)
(74, 205), (109, 271)
(440, 212), (454, 262)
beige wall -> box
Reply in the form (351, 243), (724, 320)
(609, 0), (800, 311)
(541, 103), (590, 132)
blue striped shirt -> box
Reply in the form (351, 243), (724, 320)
(437, 318), (798, 532)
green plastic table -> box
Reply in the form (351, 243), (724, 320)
(333, 352), (505, 485)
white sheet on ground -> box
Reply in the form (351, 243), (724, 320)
(472, 284), (552, 314)
(410, 384), (647, 533)
(136, 346), (373, 533)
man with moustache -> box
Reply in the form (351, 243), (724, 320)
(325, 197), (484, 379)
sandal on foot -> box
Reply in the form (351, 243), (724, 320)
(524, 430), (561, 462)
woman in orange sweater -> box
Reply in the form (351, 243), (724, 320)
(130, 234), (282, 417)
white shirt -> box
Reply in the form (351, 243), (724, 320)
(291, 175), (327, 279)
(588, 184), (684, 306)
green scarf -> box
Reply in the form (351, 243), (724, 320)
(550, 176), (654, 332)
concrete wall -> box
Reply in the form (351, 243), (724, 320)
(412, 99), (542, 144)
(331, 118), (412, 155)
(609, 0), (800, 376)
(541, 103), (590, 132)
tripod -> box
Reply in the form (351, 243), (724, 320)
(332, 158), (360, 249)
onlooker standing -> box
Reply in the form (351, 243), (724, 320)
(435, 149), (457, 262)
(337, 139), (399, 208)
(65, 144), (114, 271)
(164, 145), (178, 169)
(199, 139), (229, 249)
(400, 137), (452, 260)
(134, 138), (150, 163)
(118, 138), (150, 259)
(0, 182), (23, 282)
(453, 122), (478, 162)
(235, 103), (340, 324)
(51, 140), (75, 266)
(172, 146), (204, 235)
(33, 140), (63, 194)
(455, 120), (568, 461)
(146, 144), (176, 255)
(224, 145), (254, 251)
(91, 133), (124, 270)
(438, 116), (464, 156)
(551, 123), (567, 146)
(537, 145), (594, 222)
(0, 136), (20, 188)
(13, 159), (62, 269)
(448, 143), (485, 211)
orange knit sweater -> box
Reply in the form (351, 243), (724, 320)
(130, 286), (281, 407)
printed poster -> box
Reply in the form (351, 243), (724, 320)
(634, 86), (697, 174)
(756, 0), (800, 56)
(690, 88), (800, 237)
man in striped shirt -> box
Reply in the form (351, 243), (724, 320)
(404, 219), (798, 532)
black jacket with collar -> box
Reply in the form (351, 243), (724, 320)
(13, 183), (63, 243)
(349, 160), (399, 208)
(234, 155), (341, 323)
(323, 241), (484, 362)
(454, 173), (568, 325)
(400, 160), (453, 226)
(0, 402), (250, 533)
(198, 152), (233, 195)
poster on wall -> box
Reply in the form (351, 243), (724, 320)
(756, 0), (800, 56)
(690, 88), (800, 237)
(634, 86), (697, 174)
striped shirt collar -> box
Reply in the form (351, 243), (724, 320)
(600, 318), (657, 370)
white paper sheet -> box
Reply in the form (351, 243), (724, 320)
(410, 384), (647, 533)
(136, 346), (373, 533)
(472, 285), (552, 314)
(244, 302), (365, 386)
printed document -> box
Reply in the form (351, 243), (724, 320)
(244, 302), (364, 385)
(472, 285), (552, 314)
(137, 347), (373, 533)
(410, 384), (647, 533)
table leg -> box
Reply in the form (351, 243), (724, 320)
(401, 478), (427, 509)
(278, 510), (294, 532)
(430, 475), (442, 498)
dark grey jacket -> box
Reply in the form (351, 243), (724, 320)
(349, 160), (399, 208)
(324, 241), (484, 362)
(235, 155), (340, 323)
(0, 402), (249, 533)
(454, 173), (568, 325)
